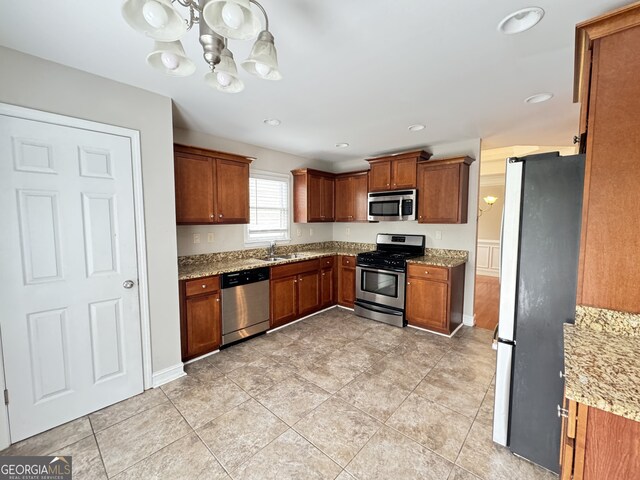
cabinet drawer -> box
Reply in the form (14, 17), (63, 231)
(341, 256), (355, 267)
(320, 256), (335, 268)
(407, 264), (449, 281)
(185, 276), (220, 297)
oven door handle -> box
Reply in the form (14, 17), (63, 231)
(354, 300), (404, 316)
(356, 264), (406, 273)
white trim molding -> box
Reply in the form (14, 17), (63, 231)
(152, 363), (186, 388)
(463, 314), (475, 326)
(0, 102), (154, 448)
(477, 239), (501, 277)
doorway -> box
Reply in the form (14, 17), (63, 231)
(0, 104), (152, 444)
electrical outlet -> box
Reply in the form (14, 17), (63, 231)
(346, 227), (351, 237)
(207, 232), (215, 243)
(309, 228), (314, 237)
(297, 228), (302, 237)
(193, 233), (201, 244)
(435, 230), (442, 240)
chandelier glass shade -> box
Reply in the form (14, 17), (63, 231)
(121, 0), (281, 92)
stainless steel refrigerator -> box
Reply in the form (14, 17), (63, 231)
(493, 152), (585, 473)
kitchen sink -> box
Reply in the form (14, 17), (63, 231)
(259, 256), (286, 262)
(258, 253), (310, 262)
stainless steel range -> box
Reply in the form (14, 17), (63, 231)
(354, 233), (425, 327)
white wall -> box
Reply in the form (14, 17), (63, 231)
(174, 128), (334, 256)
(478, 183), (505, 241)
(332, 139), (482, 324)
(0, 47), (181, 375)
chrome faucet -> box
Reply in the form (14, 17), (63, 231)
(269, 241), (276, 257)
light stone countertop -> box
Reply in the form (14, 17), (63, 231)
(563, 321), (640, 422)
(407, 255), (467, 268)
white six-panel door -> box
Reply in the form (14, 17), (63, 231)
(0, 114), (144, 442)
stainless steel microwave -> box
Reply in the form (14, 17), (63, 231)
(367, 189), (417, 221)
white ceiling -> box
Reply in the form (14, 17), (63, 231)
(0, 0), (626, 162)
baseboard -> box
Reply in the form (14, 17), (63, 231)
(407, 322), (464, 338)
(268, 305), (338, 333)
(463, 314), (475, 326)
(152, 363), (185, 388)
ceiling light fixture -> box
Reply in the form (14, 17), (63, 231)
(498, 7), (545, 34)
(263, 118), (281, 126)
(122, 0), (281, 93)
(335, 143), (350, 148)
(524, 93), (553, 104)
(408, 124), (426, 132)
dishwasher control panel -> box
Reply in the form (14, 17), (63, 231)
(221, 267), (270, 288)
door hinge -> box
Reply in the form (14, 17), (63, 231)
(4, 389), (8, 405)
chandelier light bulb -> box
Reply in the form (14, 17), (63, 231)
(254, 62), (272, 77)
(142, 0), (169, 29)
(221, 2), (245, 29)
(216, 71), (232, 87)
(160, 51), (180, 70)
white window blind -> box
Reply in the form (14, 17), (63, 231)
(246, 171), (290, 243)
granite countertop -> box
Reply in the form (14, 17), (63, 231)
(177, 242), (469, 280)
(563, 307), (640, 422)
(178, 247), (363, 280)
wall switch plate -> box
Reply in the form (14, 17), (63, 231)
(296, 228), (302, 237)
(207, 233), (215, 243)
(435, 230), (442, 240)
(193, 233), (201, 244)
(309, 228), (314, 237)
(346, 227), (351, 236)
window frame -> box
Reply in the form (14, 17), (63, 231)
(244, 169), (291, 246)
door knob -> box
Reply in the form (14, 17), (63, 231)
(123, 280), (135, 289)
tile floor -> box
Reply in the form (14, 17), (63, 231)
(0, 307), (558, 480)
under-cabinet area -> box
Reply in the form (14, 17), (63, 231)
(177, 242), (469, 362)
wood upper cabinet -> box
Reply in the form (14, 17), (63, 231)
(338, 255), (356, 308)
(559, 396), (640, 480)
(417, 156), (474, 224)
(292, 169), (335, 223)
(174, 151), (214, 223)
(216, 158), (250, 223)
(335, 171), (369, 222)
(174, 144), (252, 225)
(405, 263), (465, 335)
(179, 276), (221, 361)
(366, 150), (432, 192)
(573, 5), (640, 312)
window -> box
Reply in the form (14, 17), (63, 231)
(245, 170), (290, 244)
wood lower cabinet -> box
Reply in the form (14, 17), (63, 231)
(179, 276), (221, 361)
(559, 397), (640, 480)
(338, 255), (356, 308)
(320, 256), (336, 308)
(270, 259), (326, 328)
(174, 144), (252, 225)
(335, 171), (369, 222)
(366, 150), (431, 192)
(291, 169), (335, 223)
(270, 276), (298, 328)
(405, 263), (465, 335)
(417, 156), (474, 224)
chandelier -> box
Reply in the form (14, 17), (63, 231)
(121, 0), (281, 93)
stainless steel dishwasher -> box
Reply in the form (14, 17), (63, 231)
(221, 267), (270, 346)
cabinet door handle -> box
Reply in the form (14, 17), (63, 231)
(216, 298), (220, 302)
(294, 279), (298, 283)
(557, 405), (569, 418)
(202, 284), (207, 288)
(219, 214), (223, 218)
(425, 271), (429, 275)
(210, 214), (214, 218)
(407, 282), (411, 285)
(322, 273), (325, 276)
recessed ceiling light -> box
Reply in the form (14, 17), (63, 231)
(524, 93), (553, 104)
(408, 124), (426, 132)
(335, 143), (350, 148)
(498, 7), (545, 34)
(263, 118), (281, 126)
